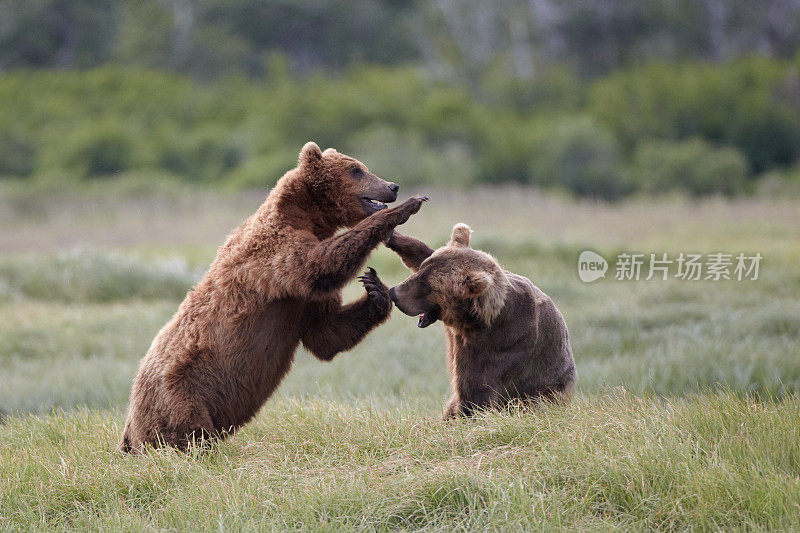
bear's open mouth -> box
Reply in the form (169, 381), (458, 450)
(417, 308), (440, 328)
(360, 196), (390, 213)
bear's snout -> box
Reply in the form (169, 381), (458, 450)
(388, 286), (410, 314)
(388, 183), (399, 201)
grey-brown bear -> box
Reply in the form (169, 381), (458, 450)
(388, 224), (575, 418)
(121, 142), (427, 452)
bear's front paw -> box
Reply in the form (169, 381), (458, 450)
(393, 195), (429, 225)
(443, 397), (460, 420)
(358, 267), (391, 317)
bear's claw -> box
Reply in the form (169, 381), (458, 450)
(391, 195), (428, 225)
(358, 267), (391, 315)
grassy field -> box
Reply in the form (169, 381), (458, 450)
(1, 185), (799, 529)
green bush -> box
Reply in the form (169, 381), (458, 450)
(589, 58), (800, 173)
(0, 129), (35, 177)
(223, 148), (299, 190)
(157, 127), (245, 183)
(632, 138), (749, 196)
(38, 121), (142, 178)
(4, 61), (799, 197)
(727, 103), (800, 173)
(527, 116), (630, 199)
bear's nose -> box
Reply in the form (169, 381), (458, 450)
(388, 287), (397, 302)
(388, 183), (399, 194)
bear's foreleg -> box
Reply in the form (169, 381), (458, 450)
(457, 382), (501, 418)
(443, 395), (460, 420)
(304, 196), (428, 293)
(301, 268), (392, 361)
(386, 231), (434, 271)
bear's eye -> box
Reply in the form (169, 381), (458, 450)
(351, 167), (363, 177)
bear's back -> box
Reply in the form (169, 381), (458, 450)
(497, 271), (575, 395)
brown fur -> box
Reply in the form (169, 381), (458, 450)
(388, 224), (576, 419)
(121, 142), (427, 452)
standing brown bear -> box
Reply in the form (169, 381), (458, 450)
(121, 142), (427, 452)
(387, 224), (575, 418)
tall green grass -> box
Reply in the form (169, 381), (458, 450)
(2, 394), (799, 530)
(1, 243), (798, 415)
(0, 249), (200, 303)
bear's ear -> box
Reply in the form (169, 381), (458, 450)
(322, 148), (338, 156)
(463, 271), (490, 297)
(299, 141), (323, 167)
(448, 223), (472, 248)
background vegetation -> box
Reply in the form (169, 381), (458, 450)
(3, 0), (800, 198)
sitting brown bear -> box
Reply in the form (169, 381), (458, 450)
(121, 142), (427, 452)
(387, 223), (576, 418)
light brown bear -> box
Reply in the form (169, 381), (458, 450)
(121, 142), (427, 452)
(387, 224), (575, 418)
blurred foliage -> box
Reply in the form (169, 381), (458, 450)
(3, 0), (800, 80)
(2, 0), (800, 197)
(0, 0), (422, 76)
(632, 138), (749, 196)
(589, 58), (800, 173)
(1, 56), (799, 198)
(525, 116), (630, 198)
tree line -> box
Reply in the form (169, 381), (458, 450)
(3, 0), (800, 81)
(1, 0), (800, 197)
(2, 56), (799, 197)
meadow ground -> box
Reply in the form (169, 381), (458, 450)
(1, 184), (799, 530)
